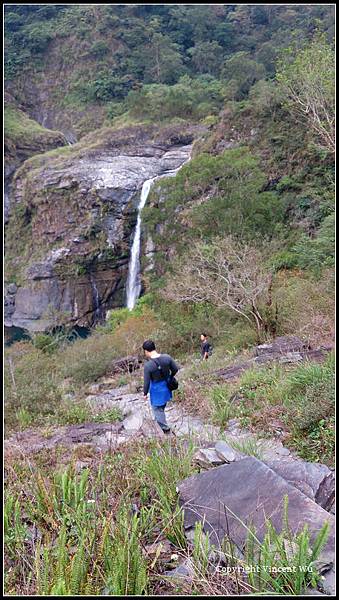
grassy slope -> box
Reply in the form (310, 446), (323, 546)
(4, 106), (66, 146)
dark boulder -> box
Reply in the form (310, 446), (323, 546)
(264, 459), (335, 510)
(255, 335), (308, 357)
(109, 355), (143, 375)
(178, 457), (335, 555)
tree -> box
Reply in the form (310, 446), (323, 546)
(188, 41), (223, 76)
(221, 52), (266, 99)
(162, 237), (274, 341)
(255, 41), (279, 75)
(89, 40), (110, 58)
(142, 30), (184, 84)
(276, 34), (335, 153)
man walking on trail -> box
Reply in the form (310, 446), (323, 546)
(200, 333), (212, 360)
(142, 340), (179, 435)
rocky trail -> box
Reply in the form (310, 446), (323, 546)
(5, 372), (335, 595)
(4, 380), (302, 461)
(4, 336), (335, 595)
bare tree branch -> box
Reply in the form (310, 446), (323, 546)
(162, 236), (274, 339)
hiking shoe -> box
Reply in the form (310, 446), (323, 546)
(163, 428), (176, 437)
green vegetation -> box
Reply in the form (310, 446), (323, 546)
(4, 332), (121, 433)
(207, 354), (335, 466)
(55, 402), (123, 427)
(4, 5), (334, 132)
(4, 440), (195, 595)
(144, 147), (286, 247)
(4, 6), (334, 596)
(242, 497), (329, 595)
(126, 75), (226, 121)
(276, 32), (335, 153)
(4, 107), (65, 146)
(4, 434), (328, 596)
(4, 439), (329, 596)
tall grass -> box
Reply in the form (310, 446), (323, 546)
(210, 384), (237, 427)
(133, 439), (197, 548)
(5, 440), (331, 596)
(208, 354), (335, 465)
(242, 497), (329, 595)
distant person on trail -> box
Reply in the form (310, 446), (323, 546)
(142, 340), (179, 435)
(200, 333), (212, 360)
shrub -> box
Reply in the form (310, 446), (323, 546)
(106, 307), (131, 333)
(280, 355), (335, 463)
(89, 40), (110, 57)
(31, 332), (61, 354)
(112, 308), (165, 356)
(4, 343), (62, 431)
(292, 213), (335, 273)
(58, 332), (119, 384)
(272, 269), (334, 347)
(55, 401), (93, 425)
(126, 75), (225, 121)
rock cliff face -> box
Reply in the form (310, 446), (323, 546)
(5, 123), (202, 332)
(4, 97), (68, 223)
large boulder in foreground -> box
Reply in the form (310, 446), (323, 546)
(178, 457), (335, 556)
(264, 459), (335, 512)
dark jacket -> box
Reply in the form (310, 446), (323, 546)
(143, 354), (179, 395)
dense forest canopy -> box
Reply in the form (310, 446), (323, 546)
(4, 4), (334, 108)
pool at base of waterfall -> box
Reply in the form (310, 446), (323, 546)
(5, 325), (91, 347)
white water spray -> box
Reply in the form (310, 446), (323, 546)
(90, 274), (101, 320)
(126, 178), (154, 310)
(126, 157), (191, 310)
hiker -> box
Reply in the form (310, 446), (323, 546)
(200, 333), (212, 360)
(142, 339), (179, 435)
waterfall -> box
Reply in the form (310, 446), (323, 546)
(126, 178), (154, 310)
(90, 274), (102, 321)
(126, 157), (191, 310)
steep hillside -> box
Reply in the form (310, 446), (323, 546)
(4, 95), (67, 222)
(5, 5), (334, 138)
(4, 5), (334, 340)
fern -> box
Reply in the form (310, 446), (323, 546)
(55, 526), (68, 583)
(192, 520), (211, 576)
(242, 513), (330, 595)
(105, 504), (148, 595)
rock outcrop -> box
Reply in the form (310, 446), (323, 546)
(4, 98), (67, 223)
(178, 456), (335, 595)
(212, 336), (332, 382)
(178, 457), (335, 572)
(5, 123), (202, 332)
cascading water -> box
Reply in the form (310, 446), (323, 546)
(126, 156), (191, 310)
(126, 178), (154, 310)
(90, 274), (102, 321)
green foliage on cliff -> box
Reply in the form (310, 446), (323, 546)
(126, 75), (225, 121)
(143, 147), (287, 263)
(4, 106), (67, 173)
(4, 107), (64, 145)
(4, 4), (334, 128)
